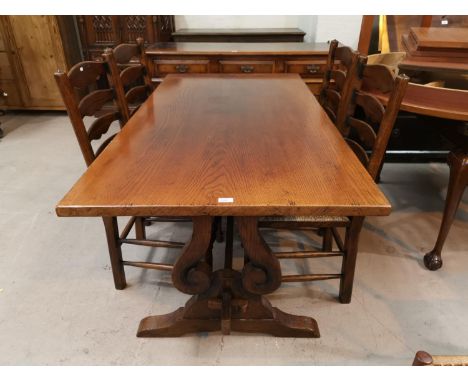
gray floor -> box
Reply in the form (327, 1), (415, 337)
(0, 112), (467, 365)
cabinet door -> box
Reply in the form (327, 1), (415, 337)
(153, 16), (175, 42)
(78, 16), (120, 60)
(120, 16), (154, 44)
(7, 16), (67, 109)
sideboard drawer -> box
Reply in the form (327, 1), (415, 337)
(219, 60), (274, 74)
(154, 59), (209, 75)
(285, 60), (327, 77)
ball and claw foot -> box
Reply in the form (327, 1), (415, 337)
(424, 250), (443, 271)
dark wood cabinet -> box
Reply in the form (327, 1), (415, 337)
(77, 16), (175, 60)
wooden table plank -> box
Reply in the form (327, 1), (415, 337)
(56, 74), (390, 217)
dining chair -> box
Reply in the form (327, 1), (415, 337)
(259, 64), (409, 303)
(319, 39), (363, 135)
(103, 37), (154, 117)
(103, 42), (210, 242)
(54, 60), (195, 290)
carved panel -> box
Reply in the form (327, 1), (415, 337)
(92, 16), (115, 43)
(78, 16), (175, 60)
(124, 16), (147, 43)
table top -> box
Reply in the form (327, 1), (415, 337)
(399, 58), (468, 73)
(172, 28), (306, 36)
(56, 74), (390, 218)
(145, 42), (329, 56)
(369, 83), (468, 122)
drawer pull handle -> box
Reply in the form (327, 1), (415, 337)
(306, 64), (320, 74)
(175, 64), (188, 73)
(240, 65), (254, 73)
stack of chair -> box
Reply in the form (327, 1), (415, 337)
(54, 40), (206, 290)
(258, 40), (409, 303)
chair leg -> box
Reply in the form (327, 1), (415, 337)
(424, 151), (468, 270)
(224, 216), (234, 269)
(134, 217), (146, 240)
(205, 217), (218, 268)
(339, 217), (365, 304)
(102, 217), (126, 290)
(215, 216), (224, 242)
(322, 228), (333, 251)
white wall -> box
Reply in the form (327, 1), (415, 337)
(174, 15), (362, 48)
(313, 15), (363, 49)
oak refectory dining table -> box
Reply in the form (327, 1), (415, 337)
(56, 74), (391, 338)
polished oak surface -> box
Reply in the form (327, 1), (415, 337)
(146, 42), (329, 56)
(57, 74), (390, 218)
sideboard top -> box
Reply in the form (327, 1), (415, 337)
(146, 42), (330, 56)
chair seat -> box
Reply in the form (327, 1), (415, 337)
(259, 215), (350, 228)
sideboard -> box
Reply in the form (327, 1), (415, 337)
(145, 42), (330, 95)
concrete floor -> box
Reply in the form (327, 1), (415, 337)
(0, 112), (467, 365)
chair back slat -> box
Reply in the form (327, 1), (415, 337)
(345, 138), (370, 167)
(113, 43), (140, 65)
(120, 65), (146, 87)
(125, 85), (150, 106)
(331, 70), (347, 92)
(87, 111), (121, 141)
(323, 88), (341, 120)
(335, 46), (355, 71)
(354, 93), (385, 124)
(347, 117), (377, 148)
(68, 61), (108, 90)
(78, 89), (115, 117)
(323, 105), (337, 123)
(362, 64), (396, 94)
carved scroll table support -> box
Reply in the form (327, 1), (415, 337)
(137, 216), (320, 338)
(424, 150), (468, 270)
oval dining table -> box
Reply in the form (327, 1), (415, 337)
(368, 83), (468, 271)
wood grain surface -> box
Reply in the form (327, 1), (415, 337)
(369, 82), (468, 121)
(146, 42), (329, 56)
(410, 27), (468, 49)
(56, 74), (390, 217)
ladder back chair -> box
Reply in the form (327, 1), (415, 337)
(106, 39), (225, 245)
(105, 39), (196, 255)
(103, 37), (154, 117)
(259, 64), (409, 303)
(319, 39), (363, 134)
(54, 61), (193, 290)
(54, 61), (129, 167)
